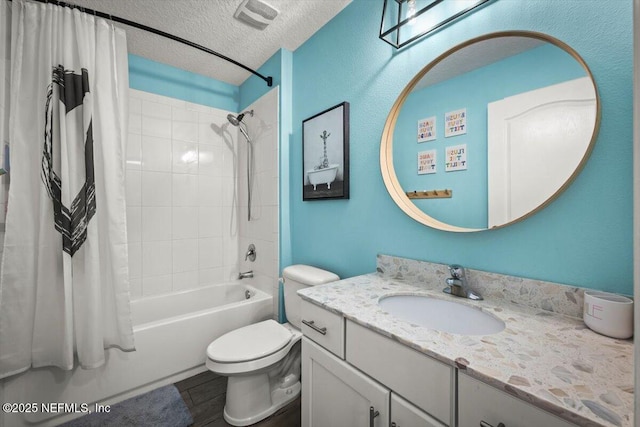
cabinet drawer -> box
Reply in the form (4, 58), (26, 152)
(458, 373), (577, 427)
(301, 300), (345, 358)
(346, 320), (453, 425)
(391, 393), (445, 427)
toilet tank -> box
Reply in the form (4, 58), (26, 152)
(283, 264), (339, 329)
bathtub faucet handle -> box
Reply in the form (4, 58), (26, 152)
(245, 244), (256, 262)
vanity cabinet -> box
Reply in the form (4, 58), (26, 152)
(301, 302), (451, 427)
(458, 373), (577, 427)
(302, 337), (390, 427)
(301, 301), (579, 427)
(302, 337), (445, 427)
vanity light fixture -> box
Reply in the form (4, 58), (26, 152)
(379, 0), (495, 49)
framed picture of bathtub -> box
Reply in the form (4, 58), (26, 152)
(302, 102), (350, 201)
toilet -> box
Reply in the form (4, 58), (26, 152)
(205, 264), (339, 426)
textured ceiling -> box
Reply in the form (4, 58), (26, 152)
(64, 0), (352, 86)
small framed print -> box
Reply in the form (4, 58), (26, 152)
(417, 116), (436, 142)
(302, 102), (350, 200)
(418, 150), (437, 174)
(445, 108), (467, 137)
(445, 144), (467, 172)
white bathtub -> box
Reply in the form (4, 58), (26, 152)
(307, 164), (339, 190)
(0, 283), (273, 427)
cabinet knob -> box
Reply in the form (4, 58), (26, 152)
(302, 319), (327, 335)
(369, 406), (380, 427)
(391, 423), (397, 427)
(480, 422), (505, 427)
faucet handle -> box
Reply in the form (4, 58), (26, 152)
(245, 243), (256, 262)
(448, 264), (465, 279)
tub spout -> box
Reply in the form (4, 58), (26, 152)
(238, 270), (254, 280)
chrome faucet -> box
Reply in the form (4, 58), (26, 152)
(238, 270), (254, 280)
(443, 264), (482, 300)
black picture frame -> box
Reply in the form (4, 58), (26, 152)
(302, 102), (350, 201)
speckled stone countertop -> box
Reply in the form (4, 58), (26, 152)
(298, 256), (634, 427)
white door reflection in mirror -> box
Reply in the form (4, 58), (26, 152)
(487, 77), (597, 227)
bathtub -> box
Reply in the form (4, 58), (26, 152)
(0, 283), (273, 427)
(307, 164), (339, 190)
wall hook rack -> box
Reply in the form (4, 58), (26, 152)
(406, 189), (452, 199)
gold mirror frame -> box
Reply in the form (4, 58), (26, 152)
(380, 31), (601, 232)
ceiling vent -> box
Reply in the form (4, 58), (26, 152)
(234, 0), (279, 30)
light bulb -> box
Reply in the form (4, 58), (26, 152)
(407, 0), (417, 26)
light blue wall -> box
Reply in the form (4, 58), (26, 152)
(290, 0), (633, 294)
(394, 44), (586, 229)
(128, 54), (239, 111)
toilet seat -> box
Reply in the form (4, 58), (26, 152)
(206, 320), (302, 375)
(207, 320), (292, 363)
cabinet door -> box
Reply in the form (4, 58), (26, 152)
(391, 393), (446, 427)
(458, 373), (577, 427)
(302, 337), (390, 427)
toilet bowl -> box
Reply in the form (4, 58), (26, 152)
(205, 265), (339, 426)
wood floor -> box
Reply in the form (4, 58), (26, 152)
(176, 371), (301, 427)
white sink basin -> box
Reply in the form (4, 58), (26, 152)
(378, 295), (505, 335)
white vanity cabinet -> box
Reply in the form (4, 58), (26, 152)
(301, 300), (580, 427)
(302, 338), (390, 427)
(458, 373), (577, 427)
(301, 301), (450, 427)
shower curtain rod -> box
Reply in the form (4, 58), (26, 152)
(9, 0), (274, 87)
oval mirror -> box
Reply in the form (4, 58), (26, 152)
(381, 31), (600, 232)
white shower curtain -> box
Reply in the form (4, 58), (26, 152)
(0, 0), (135, 379)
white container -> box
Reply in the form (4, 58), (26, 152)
(583, 291), (633, 339)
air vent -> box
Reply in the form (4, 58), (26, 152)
(234, 0), (279, 30)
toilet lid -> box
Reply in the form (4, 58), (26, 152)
(206, 319), (292, 363)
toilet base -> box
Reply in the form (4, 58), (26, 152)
(223, 377), (301, 426)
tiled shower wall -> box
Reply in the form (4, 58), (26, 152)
(236, 88), (280, 314)
(126, 89), (242, 299)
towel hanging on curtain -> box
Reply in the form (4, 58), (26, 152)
(0, 0), (135, 379)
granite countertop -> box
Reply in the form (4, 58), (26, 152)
(298, 272), (634, 427)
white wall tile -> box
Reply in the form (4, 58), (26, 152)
(142, 100), (172, 119)
(125, 88), (280, 303)
(199, 237), (223, 269)
(142, 135), (172, 172)
(129, 113), (142, 134)
(198, 206), (222, 238)
(142, 116), (172, 139)
(141, 171), (172, 206)
(126, 133), (142, 170)
(198, 175), (222, 206)
(199, 267), (224, 285)
(142, 241), (172, 277)
(142, 207), (172, 241)
(173, 207), (198, 239)
(172, 141), (198, 174)
(173, 239), (198, 273)
(172, 107), (198, 123)
(126, 169), (142, 207)
(173, 121), (198, 143)
(172, 174), (198, 206)
(129, 97), (142, 115)
(128, 242), (142, 279)
(198, 144), (222, 176)
(143, 275), (173, 296)
(173, 271), (198, 291)
(126, 206), (142, 243)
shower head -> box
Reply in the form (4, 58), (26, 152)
(227, 110), (253, 143)
(227, 110), (253, 127)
